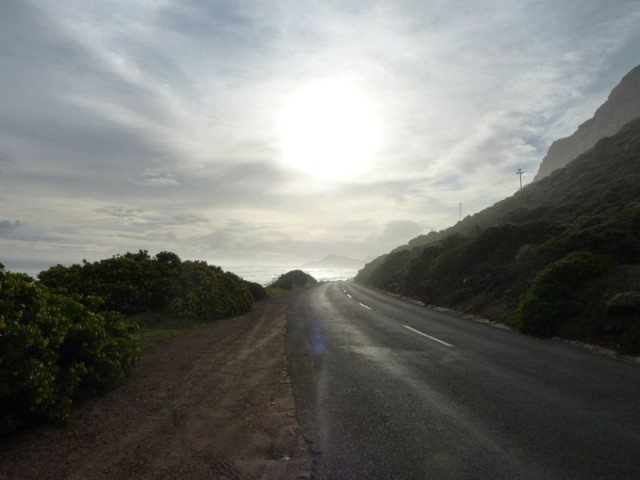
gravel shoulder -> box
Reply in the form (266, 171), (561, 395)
(0, 294), (311, 480)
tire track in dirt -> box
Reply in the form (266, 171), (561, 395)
(0, 294), (311, 480)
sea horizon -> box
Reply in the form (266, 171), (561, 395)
(221, 264), (359, 286)
(2, 260), (359, 287)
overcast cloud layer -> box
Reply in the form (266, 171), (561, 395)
(1, 0), (640, 274)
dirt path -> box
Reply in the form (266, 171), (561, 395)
(0, 294), (311, 480)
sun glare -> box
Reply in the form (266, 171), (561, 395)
(279, 77), (380, 181)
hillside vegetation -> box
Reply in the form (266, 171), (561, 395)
(356, 118), (640, 354)
(1, 251), (265, 436)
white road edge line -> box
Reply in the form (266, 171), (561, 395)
(403, 325), (453, 348)
(347, 294), (352, 299)
(359, 302), (372, 310)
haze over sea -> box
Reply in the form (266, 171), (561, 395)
(222, 265), (359, 287)
(8, 262), (358, 288)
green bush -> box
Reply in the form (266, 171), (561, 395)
(428, 235), (471, 279)
(244, 281), (267, 302)
(0, 268), (140, 435)
(540, 225), (639, 264)
(605, 292), (640, 354)
(58, 306), (139, 398)
(169, 262), (253, 320)
(511, 251), (612, 337)
(38, 252), (153, 315)
(269, 270), (318, 290)
(465, 221), (560, 265)
(622, 317), (640, 354)
(611, 204), (640, 233)
(367, 250), (413, 289)
(403, 244), (443, 288)
(39, 252), (254, 322)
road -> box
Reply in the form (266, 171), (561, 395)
(287, 282), (640, 480)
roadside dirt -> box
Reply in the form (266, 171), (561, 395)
(0, 294), (311, 480)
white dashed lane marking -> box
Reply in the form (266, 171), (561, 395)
(403, 325), (453, 348)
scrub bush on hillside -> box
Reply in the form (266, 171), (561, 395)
(511, 251), (612, 337)
(605, 292), (640, 353)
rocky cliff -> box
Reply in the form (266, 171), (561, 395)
(534, 65), (640, 181)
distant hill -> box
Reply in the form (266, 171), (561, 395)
(304, 254), (364, 269)
(356, 117), (640, 353)
(534, 64), (640, 181)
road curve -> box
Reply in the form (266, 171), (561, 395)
(286, 282), (640, 480)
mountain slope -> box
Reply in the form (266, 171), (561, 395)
(534, 64), (640, 181)
(356, 117), (640, 353)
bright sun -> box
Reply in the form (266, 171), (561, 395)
(279, 77), (380, 181)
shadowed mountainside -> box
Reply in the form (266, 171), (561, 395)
(356, 117), (640, 353)
(534, 64), (640, 181)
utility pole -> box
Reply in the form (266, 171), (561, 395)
(516, 168), (524, 190)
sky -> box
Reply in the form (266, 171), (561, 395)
(1, 0), (640, 275)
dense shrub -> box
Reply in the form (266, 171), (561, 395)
(244, 281), (267, 302)
(39, 251), (254, 321)
(366, 250), (413, 290)
(605, 292), (640, 354)
(611, 204), (640, 233)
(0, 268), (140, 435)
(58, 307), (139, 398)
(428, 235), (471, 279)
(540, 225), (640, 264)
(511, 251), (612, 337)
(354, 254), (388, 284)
(38, 252), (153, 315)
(169, 262), (253, 320)
(403, 244), (443, 289)
(465, 221), (560, 265)
(269, 270), (318, 290)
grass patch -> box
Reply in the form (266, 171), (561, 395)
(265, 286), (289, 297)
(131, 312), (208, 350)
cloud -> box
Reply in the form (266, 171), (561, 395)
(0, 220), (22, 237)
(94, 206), (145, 219)
(95, 205), (207, 227)
(2, 0), (640, 272)
(0, 148), (11, 170)
(132, 171), (180, 186)
(136, 177), (179, 186)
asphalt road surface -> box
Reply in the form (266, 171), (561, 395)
(287, 282), (640, 480)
